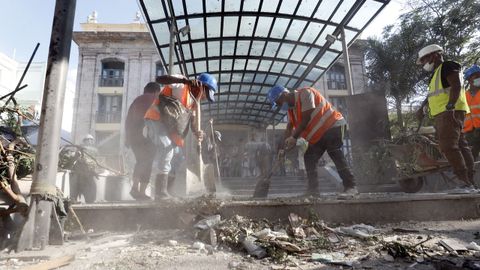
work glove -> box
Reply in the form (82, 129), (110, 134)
(284, 136), (297, 150)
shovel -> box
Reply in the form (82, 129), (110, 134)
(252, 151), (281, 198)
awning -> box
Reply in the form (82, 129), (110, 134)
(138, 0), (390, 127)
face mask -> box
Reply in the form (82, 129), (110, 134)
(473, 78), (480, 87)
(280, 102), (289, 112)
(423, 62), (434, 72)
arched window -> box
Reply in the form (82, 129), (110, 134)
(100, 60), (124, 87)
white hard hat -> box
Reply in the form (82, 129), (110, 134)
(84, 134), (94, 140)
(416, 44), (443, 65)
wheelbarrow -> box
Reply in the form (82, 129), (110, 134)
(387, 133), (475, 193)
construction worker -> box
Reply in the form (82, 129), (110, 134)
(267, 85), (358, 196)
(125, 82), (160, 200)
(463, 65), (480, 161)
(70, 134), (98, 203)
(144, 73), (217, 200)
(416, 44), (476, 190)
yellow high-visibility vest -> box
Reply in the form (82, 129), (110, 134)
(427, 63), (469, 116)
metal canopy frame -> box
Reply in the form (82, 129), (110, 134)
(138, 0), (390, 127)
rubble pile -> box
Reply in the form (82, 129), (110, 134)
(190, 213), (480, 269)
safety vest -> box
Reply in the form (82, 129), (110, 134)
(287, 87), (344, 144)
(427, 63), (469, 117)
(463, 90), (480, 133)
(144, 84), (194, 147)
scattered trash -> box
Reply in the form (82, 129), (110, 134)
(194, 215), (221, 230)
(334, 224), (379, 239)
(311, 252), (353, 267)
(192, 241), (206, 252)
(241, 236), (267, 259)
(466, 242), (480, 251)
(168, 240), (178, 246)
(439, 239), (468, 252)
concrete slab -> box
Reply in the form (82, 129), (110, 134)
(71, 192), (480, 231)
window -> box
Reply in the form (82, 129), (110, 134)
(100, 61), (124, 87)
(155, 62), (165, 78)
(97, 94), (122, 123)
(326, 65), (347, 90)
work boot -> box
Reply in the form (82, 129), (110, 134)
(155, 174), (171, 201)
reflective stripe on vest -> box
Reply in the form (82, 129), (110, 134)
(287, 87), (343, 144)
(463, 90), (480, 133)
(427, 63), (469, 116)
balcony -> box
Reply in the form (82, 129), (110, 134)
(96, 111), (122, 123)
(99, 75), (124, 87)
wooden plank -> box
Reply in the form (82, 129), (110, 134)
(21, 254), (75, 270)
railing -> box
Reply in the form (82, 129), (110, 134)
(99, 75), (124, 87)
(327, 80), (347, 90)
(96, 111), (122, 123)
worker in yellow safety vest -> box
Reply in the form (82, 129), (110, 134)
(463, 65), (480, 161)
(416, 44), (476, 191)
(266, 85), (358, 196)
(144, 73), (217, 200)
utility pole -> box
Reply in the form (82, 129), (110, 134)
(17, 0), (76, 251)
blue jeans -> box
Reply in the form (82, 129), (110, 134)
(145, 120), (175, 174)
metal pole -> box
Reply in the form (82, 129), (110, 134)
(168, 23), (176, 75)
(341, 27), (354, 96)
(17, 0), (76, 251)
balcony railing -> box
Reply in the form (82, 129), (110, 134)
(96, 111), (122, 123)
(99, 75), (124, 87)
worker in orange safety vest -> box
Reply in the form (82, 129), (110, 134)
(463, 64), (480, 160)
(144, 73), (217, 200)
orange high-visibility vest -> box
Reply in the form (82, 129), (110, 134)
(287, 87), (344, 144)
(144, 84), (195, 147)
(463, 90), (480, 133)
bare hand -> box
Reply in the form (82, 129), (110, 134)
(189, 79), (203, 88)
(284, 136), (297, 150)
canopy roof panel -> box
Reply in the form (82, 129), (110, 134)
(139, 0), (390, 127)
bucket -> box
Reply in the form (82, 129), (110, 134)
(104, 175), (132, 201)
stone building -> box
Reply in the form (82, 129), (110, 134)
(72, 21), (367, 168)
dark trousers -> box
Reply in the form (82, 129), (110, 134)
(465, 129), (480, 161)
(131, 138), (156, 184)
(434, 111), (475, 185)
(304, 126), (356, 191)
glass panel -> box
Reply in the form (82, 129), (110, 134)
(286, 79), (297, 89)
(220, 73), (231, 83)
(348, 0), (383, 28)
(192, 43), (205, 58)
(239, 16), (257, 37)
(331, 0), (356, 23)
(189, 18), (204, 40)
(244, 73), (255, 83)
(206, 0), (221, 13)
(296, 0), (317, 17)
(286, 20), (307, 41)
(225, 0), (241, 12)
(290, 45), (307, 62)
(236, 41), (251, 55)
(144, 0), (166, 20)
(254, 74), (266, 83)
(277, 76), (289, 86)
(222, 40), (235, 55)
(209, 60), (220, 72)
(222, 59), (233, 70)
(247, 59), (259, 70)
(255, 17), (274, 37)
(304, 48), (319, 63)
(265, 75), (278, 85)
(250, 41), (265, 56)
(207, 41), (220, 57)
(277, 43), (294, 59)
(270, 62), (285, 73)
(172, 1), (185, 16)
(279, 0), (299, 14)
(181, 44), (192, 59)
(300, 22), (323, 44)
(284, 63), (298, 75)
(231, 73), (242, 82)
(230, 84), (240, 92)
(271, 18), (290, 39)
(318, 51), (338, 68)
(234, 59), (246, 70)
(185, 0), (203, 14)
(264, 42), (280, 57)
(306, 68), (322, 81)
(294, 65), (307, 77)
(243, 0), (261, 11)
(330, 39), (342, 52)
(316, 25), (336, 47)
(314, 0), (339, 20)
(152, 23), (170, 45)
(195, 61), (207, 72)
(261, 0), (280, 13)
(207, 17), (221, 38)
(258, 60), (272, 71)
(186, 62), (195, 74)
(223, 16), (239, 37)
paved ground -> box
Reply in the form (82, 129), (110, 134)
(1, 219), (479, 270)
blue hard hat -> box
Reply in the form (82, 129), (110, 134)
(267, 85), (286, 110)
(464, 65), (480, 80)
(197, 73), (217, 102)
